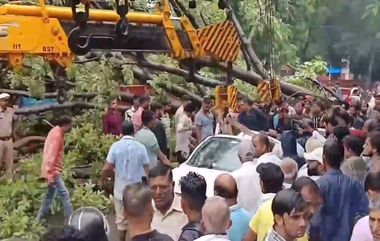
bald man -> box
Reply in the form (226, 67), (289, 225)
(123, 183), (173, 241)
(214, 174), (251, 241)
(194, 196), (231, 241)
(252, 134), (282, 166)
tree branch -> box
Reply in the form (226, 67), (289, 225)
(156, 82), (203, 103)
(138, 60), (222, 87)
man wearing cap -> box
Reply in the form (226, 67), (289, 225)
(232, 139), (261, 213)
(194, 97), (214, 145)
(0, 93), (15, 179)
(297, 147), (324, 182)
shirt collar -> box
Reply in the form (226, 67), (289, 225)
(122, 135), (135, 140)
(325, 169), (343, 175)
(229, 203), (241, 212)
(154, 194), (183, 218)
(267, 228), (293, 241)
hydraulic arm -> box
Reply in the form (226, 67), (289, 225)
(0, 0), (241, 69)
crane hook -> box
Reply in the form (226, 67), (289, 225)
(68, 27), (92, 55)
(115, 0), (129, 38)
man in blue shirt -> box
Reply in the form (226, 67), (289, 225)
(101, 121), (150, 241)
(214, 173), (251, 241)
(315, 140), (369, 241)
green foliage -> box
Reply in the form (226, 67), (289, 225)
(6, 56), (52, 99)
(234, 80), (260, 101)
(70, 182), (112, 212)
(65, 122), (116, 166)
(0, 161), (46, 241)
(283, 57), (327, 91)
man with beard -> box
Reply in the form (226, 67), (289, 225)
(297, 147), (324, 181)
(363, 131), (380, 172)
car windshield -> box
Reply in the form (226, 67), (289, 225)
(187, 137), (242, 172)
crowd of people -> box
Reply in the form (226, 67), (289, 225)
(4, 85), (380, 241)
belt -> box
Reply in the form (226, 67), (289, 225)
(0, 136), (11, 141)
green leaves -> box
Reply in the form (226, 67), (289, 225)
(70, 182), (112, 212)
(283, 57), (327, 92)
(7, 56), (51, 99)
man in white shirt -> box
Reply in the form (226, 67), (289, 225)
(232, 139), (261, 213)
(175, 95), (192, 122)
(194, 196), (231, 241)
(175, 104), (194, 163)
(253, 134), (282, 166)
(297, 147), (324, 182)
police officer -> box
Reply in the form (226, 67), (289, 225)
(0, 93), (14, 180)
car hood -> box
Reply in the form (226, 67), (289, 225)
(173, 164), (228, 197)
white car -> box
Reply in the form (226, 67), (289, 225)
(172, 132), (304, 197)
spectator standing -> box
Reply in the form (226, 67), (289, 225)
(0, 93), (15, 180)
(135, 110), (171, 168)
(161, 100), (172, 155)
(349, 104), (365, 130)
(264, 189), (310, 241)
(176, 104), (194, 164)
(175, 95), (192, 122)
(194, 196), (231, 241)
(232, 139), (261, 213)
(194, 97), (214, 145)
(103, 98), (123, 136)
(148, 165), (188, 240)
(37, 116), (73, 221)
(244, 163), (298, 241)
(123, 183), (173, 241)
(237, 98), (268, 131)
(101, 122), (150, 241)
(315, 140), (369, 241)
(342, 135), (367, 186)
(151, 103), (168, 155)
(253, 134), (282, 166)
(358, 172), (380, 240)
(125, 95), (139, 122)
(132, 95), (150, 132)
(179, 172), (207, 241)
(297, 147), (324, 182)
(292, 177), (324, 241)
(364, 131), (380, 172)
(214, 173), (251, 241)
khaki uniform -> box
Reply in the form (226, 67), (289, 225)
(0, 107), (14, 176)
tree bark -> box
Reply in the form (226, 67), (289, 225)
(13, 136), (46, 149)
(195, 58), (315, 96)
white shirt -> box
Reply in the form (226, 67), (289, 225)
(195, 234), (231, 241)
(175, 114), (192, 155)
(297, 163), (321, 182)
(257, 152), (283, 166)
(258, 193), (276, 208)
(175, 105), (185, 122)
(232, 161), (261, 214)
